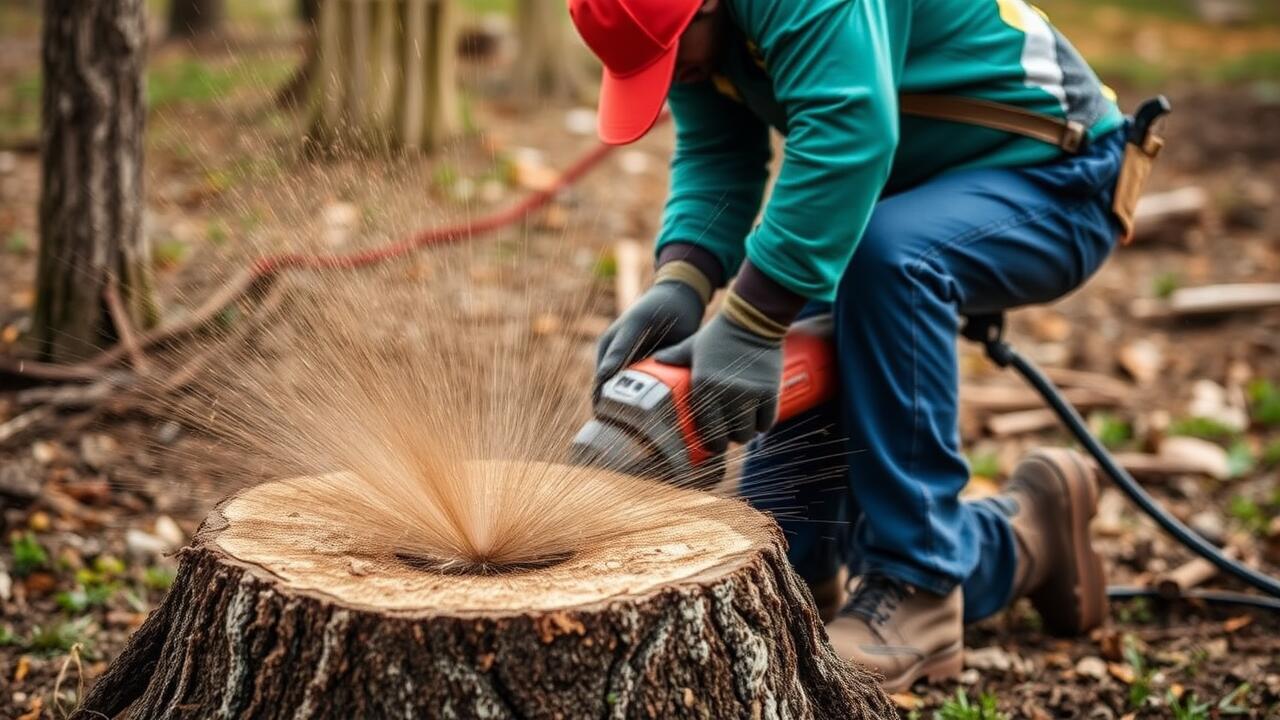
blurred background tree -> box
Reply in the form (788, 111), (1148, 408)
(168, 0), (226, 40)
(34, 0), (155, 362)
(307, 0), (461, 153)
(512, 0), (589, 103)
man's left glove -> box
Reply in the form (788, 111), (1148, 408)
(653, 289), (787, 453)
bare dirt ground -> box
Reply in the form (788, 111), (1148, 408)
(2, 3), (1280, 718)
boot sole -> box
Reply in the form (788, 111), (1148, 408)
(879, 643), (964, 693)
(1026, 449), (1107, 635)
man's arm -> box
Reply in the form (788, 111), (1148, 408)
(733, 0), (908, 319)
(655, 82), (773, 287)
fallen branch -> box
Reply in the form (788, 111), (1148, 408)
(986, 408), (1059, 437)
(0, 407), (53, 444)
(1152, 547), (1239, 599)
(1132, 283), (1280, 319)
(961, 384), (1125, 413)
(2, 121), (646, 384)
(15, 372), (133, 408)
(104, 276), (152, 376)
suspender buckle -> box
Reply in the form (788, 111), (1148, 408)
(1061, 120), (1086, 154)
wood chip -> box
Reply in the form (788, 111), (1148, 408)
(1132, 283), (1280, 319)
(612, 240), (645, 314)
(986, 408), (1058, 437)
(1223, 614), (1254, 633)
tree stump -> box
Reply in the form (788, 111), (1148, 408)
(78, 468), (892, 719)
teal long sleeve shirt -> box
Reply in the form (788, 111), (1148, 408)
(656, 0), (1123, 302)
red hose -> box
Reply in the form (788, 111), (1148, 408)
(3, 114), (669, 380)
(251, 133), (628, 275)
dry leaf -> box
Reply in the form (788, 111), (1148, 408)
(1108, 662), (1137, 684)
(14, 654), (31, 682)
(889, 692), (921, 710)
(1223, 614), (1254, 633)
(16, 696), (42, 720)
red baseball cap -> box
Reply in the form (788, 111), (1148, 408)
(568, 0), (702, 145)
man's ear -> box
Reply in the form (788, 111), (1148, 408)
(698, 0), (720, 16)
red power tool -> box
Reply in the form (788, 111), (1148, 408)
(569, 317), (836, 484)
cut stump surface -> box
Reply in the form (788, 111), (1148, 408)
(78, 467), (892, 719)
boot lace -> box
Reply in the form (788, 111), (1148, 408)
(844, 573), (911, 626)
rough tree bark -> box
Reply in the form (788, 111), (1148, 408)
(167, 0), (225, 39)
(308, 0), (462, 152)
(78, 473), (894, 719)
(35, 0), (156, 363)
(512, 0), (589, 103)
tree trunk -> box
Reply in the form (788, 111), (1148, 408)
(513, 0), (589, 103)
(167, 0), (225, 39)
(35, 0), (155, 364)
(276, 0), (324, 108)
(307, 0), (461, 153)
(78, 472), (893, 719)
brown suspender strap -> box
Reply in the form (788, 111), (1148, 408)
(899, 94), (1088, 154)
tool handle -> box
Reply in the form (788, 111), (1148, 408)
(632, 328), (836, 465)
(776, 330), (836, 424)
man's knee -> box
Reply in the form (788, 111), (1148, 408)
(837, 213), (918, 304)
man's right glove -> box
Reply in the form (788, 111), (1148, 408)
(593, 258), (714, 399)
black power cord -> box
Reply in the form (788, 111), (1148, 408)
(964, 314), (1280, 610)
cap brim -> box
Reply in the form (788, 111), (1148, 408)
(597, 46), (678, 146)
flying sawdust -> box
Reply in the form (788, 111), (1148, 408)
(182, 256), (777, 577)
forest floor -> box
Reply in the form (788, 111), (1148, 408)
(2, 1), (1280, 718)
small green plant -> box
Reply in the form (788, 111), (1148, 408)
(432, 162), (460, 191)
(143, 566), (176, 592)
(0, 625), (15, 646)
(1167, 690), (1212, 720)
(26, 617), (94, 655)
(1247, 379), (1280, 427)
(1217, 683), (1251, 716)
(934, 690), (1008, 720)
(1152, 271), (1181, 299)
(207, 221), (229, 246)
(153, 238), (189, 270)
(1262, 439), (1280, 468)
(4, 230), (30, 255)
(592, 255), (618, 280)
(968, 452), (1001, 479)
(1116, 596), (1155, 624)
(1227, 495), (1270, 535)
(1093, 413), (1133, 450)
(1226, 440), (1257, 478)
(1168, 416), (1239, 441)
(1123, 635), (1154, 709)
(11, 532), (49, 576)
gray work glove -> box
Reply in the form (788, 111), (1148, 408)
(594, 268), (709, 399)
(653, 309), (783, 453)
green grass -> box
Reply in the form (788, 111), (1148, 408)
(25, 617), (95, 655)
(459, 0), (515, 15)
(1124, 635), (1155, 710)
(1247, 379), (1280, 426)
(934, 690), (1008, 720)
(1092, 412), (1133, 450)
(11, 532), (49, 577)
(1168, 416), (1240, 441)
(147, 55), (295, 108)
(1168, 691), (1213, 720)
(1153, 272), (1181, 300)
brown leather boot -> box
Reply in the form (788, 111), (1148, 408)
(808, 566), (848, 623)
(1003, 448), (1107, 635)
(825, 574), (963, 692)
